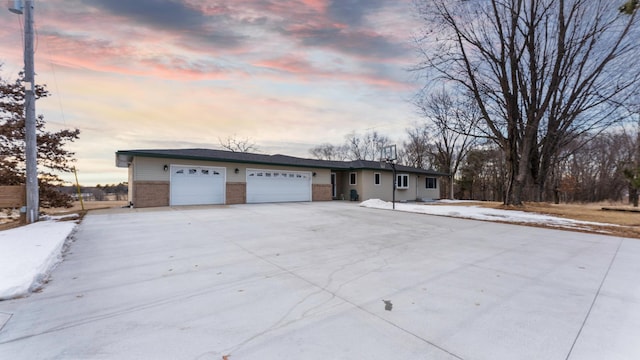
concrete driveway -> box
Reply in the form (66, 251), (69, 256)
(0, 202), (639, 359)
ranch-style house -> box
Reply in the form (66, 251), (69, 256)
(115, 148), (449, 208)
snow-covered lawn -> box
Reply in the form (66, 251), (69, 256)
(0, 217), (78, 300)
(361, 199), (615, 232)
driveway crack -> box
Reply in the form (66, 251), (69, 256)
(564, 237), (624, 360)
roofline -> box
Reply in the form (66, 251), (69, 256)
(115, 149), (451, 176)
(116, 150), (339, 170)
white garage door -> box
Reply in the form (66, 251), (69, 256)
(170, 165), (226, 206)
(246, 169), (312, 203)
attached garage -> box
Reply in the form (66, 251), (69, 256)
(170, 165), (226, 206)
(115, 148), (448, 208)
(246, 168), (312, 203)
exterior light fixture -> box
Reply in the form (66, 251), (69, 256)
(234, 168), (239, 174)
(163, 164), (169, 171)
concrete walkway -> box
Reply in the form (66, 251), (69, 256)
(0, 202), (638, 359)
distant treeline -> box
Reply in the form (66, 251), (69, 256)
(59, 182), (128, 201)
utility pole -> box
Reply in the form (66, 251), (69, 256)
(10, 0), (39, 223)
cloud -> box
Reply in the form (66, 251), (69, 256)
(39, 30), (136, 63)
(82, 0), (205, 30)
(326, 0), (388, 25)
(272, 9), (412, 61)
(81, 0), (245, 49)
(139, 56), (230, 79)
(35, 26), (237, 80)
(254, 54), (413, 90)
(292, 25), (410, 59)
(33, 0), (415, 80)
(255, 56), (316, 74)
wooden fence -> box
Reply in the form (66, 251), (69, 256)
(0, 185), (26, 208)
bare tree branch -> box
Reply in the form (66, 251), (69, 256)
(218, 135), (259, 153)
(415, 0), (640, 204)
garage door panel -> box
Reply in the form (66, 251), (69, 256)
(246, 169), (311, 203)
(170, 165), (225, 206)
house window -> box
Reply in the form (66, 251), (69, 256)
(374, 173), (381, 186)
(349, 172), (357, 185)
(396, 174), (409, 189)
(426, 177), (437, 189)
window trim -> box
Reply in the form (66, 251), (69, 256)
(425, 177), (437, 189)
(349, 172), (357, 185)
(396, 174), (409, 189)
(374, 172), (381, 186)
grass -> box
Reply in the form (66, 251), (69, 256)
(445, 201), (640, 239)
(0, 200), (128, 231)
(45, 200), (130, 215)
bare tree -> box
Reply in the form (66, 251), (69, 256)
(457, 146), (506, 201)
(414, 89), (480, 198)
(617, 91), (640, 206)
(549, 131), (630, 203)
(344, 131), (390, 161)
(309, 143), (348, 161)
(218, 135), (259, 153)
(308, 131), (390, 161)
(401, 124), (434, 169)
(416, 0), (640, 205)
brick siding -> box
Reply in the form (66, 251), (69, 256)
(226, 182), (246, 204)
(133, 181), (169, 208)
(312, 184), (333, 201)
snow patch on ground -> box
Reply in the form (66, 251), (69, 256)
(0, 219), (78, 300)
(360, 199), (614, 230)
(0, 209), (20, 224)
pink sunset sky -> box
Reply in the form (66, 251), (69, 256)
(0, 0), (425, 186)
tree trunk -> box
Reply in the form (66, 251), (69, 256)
(512, 178), (524, 206)
(504, 161), (516, 205)
(512, 132), (538, 206)
(630, 184), (639, 207)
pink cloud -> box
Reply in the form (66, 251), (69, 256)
(12, 0), (415, 86)
(299, 0), (329, 13)
(254, 54), (413, 91)
(33, 29), (233, 81)
(255, 56), (316, 74)
(38, 33), (136, 69)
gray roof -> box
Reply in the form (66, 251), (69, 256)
(115, 148), (449, 176)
